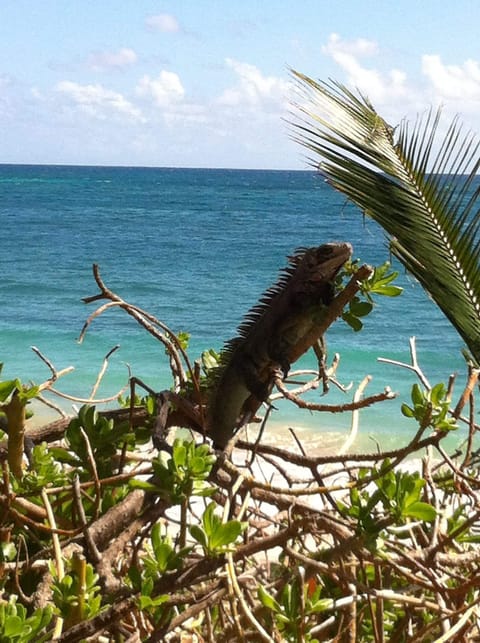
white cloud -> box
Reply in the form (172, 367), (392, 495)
(317, 33), (480, 170)
(323, 33), (378, 58)
(87, 47), (138, 72)
(322, 33), (407, 105)
(322, 33), (480, 129)
(135, 71), (185, 107)
(422, 55), (480, 102)
(145, 13), (180, 33)
(162, 104), (208, 128)
(56, 80), (145, 122)
(6, 59), (300, 167)
(218, 58), (290, 109)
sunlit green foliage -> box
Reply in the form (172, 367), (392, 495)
(0, 598), (53, 643)
(190, 502), (247, 557)
(130, 438), (216, 502)
(402, 382), (458, 431)
(51, 558), (102, 626)
(339, 260), (402, 331)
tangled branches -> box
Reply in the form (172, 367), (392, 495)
(1, 265), (480, 641)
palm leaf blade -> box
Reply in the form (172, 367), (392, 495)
(291, 71), (480, 361)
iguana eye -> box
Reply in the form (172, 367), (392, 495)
(316, 244), (334, 261)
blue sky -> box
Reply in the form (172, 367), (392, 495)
(1, 1), (480, 168)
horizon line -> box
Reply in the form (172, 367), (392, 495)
(0, 161), (312, 172)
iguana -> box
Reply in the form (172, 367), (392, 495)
(207, 242), (353, 449)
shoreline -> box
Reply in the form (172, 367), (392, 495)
(24, 398), (467, 460)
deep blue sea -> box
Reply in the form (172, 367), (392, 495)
(0, 164), (468, 450)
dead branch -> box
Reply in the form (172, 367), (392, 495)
(274, 374), (396, 412)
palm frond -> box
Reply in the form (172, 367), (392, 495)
(291, 71), (480, 363)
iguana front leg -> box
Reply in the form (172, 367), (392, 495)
(277, 334), (328, 392)
(313, 338), (329, 393)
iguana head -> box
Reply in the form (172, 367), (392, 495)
(289, 242), (352, 281)
(286, 242), (353, 287)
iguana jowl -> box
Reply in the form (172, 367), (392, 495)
(208, 242), (352, 449)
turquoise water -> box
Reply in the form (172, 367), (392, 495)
(0, 164), (467, 446)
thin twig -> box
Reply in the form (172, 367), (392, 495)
(339, 375), (371, 456)
(72, 474), (101, 563)
(378, 336), (431, 390)
(31, 346), (75, 391)
(41, 488), (65, 637)
(274, 375), (395, 413)
(79, 427), (101, 520)
(89, 345), (120, 400)
(48, 386), (129, 404)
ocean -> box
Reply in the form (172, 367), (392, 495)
(0, 164), (467, 450)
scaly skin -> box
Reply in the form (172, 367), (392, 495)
(208, 242), (352, 449)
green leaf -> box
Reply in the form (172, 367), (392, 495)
(4, 615), (25, 636)
(258, 585), (281, 613)
(309, 598), (334, 613)
(150, 522), (162, 552)
(401, 403), (414, 418)
(0, 542), (17, 562)
(175, 331), (190, 350)
(128, 566), (142, 591)
(48, 447), (81, 465)
(191, 483), (215, 497)
(342, 311), (363, 332)
(0, 379), (19, 402)
(430, 382), (447, 405)
(128, 479), (162, 492)
(139, 594), (169, 610)
(459, 534), (480, 544)
(209, 520), (246, 550)
(411, 384), (424, 407)
(153, 543), (173, 571)
(18, 385), (39, 402)
(172, 441), (187, 468)
(402, 501), (436, 521)
(189, 525), (208, 548)
(201, 349), (221, 372)
(402, 478), (425, 507)
(349, 300), (373, 317)
(375, 285), (403, 297)
(202, 502), (220, 536)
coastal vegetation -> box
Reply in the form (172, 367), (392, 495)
(1, 77), (480, 641)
